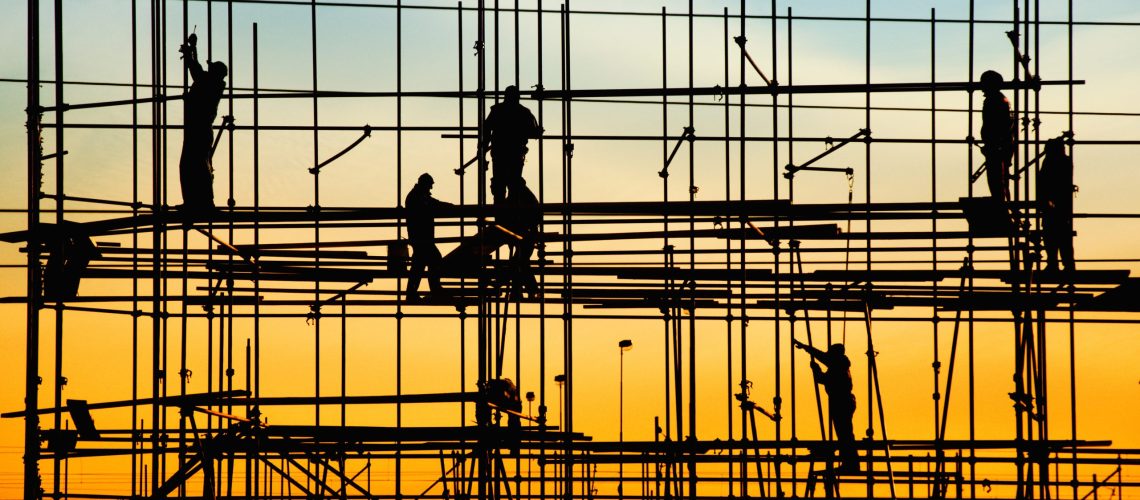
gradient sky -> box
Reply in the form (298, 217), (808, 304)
(2, 0), (1140, 497)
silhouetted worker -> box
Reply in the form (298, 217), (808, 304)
(483, 85), (542, 204)
(499, 178), (540, 300)
(793, 339), (858, 472)
(980, 70), (1015, 202)
(1037, 137), (1075, 272)
(405, 173), (453, 301)
(42, 222), (100, 302)
(482, 378), (523, 456)
(178, 33), (226, 211)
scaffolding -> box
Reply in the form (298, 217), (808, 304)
(7, 0), (1140, 499)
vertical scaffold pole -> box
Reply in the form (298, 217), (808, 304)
(560, 3), (575, 497)
(25, 0), (43, 496)
(51, 0), (66, 494)
(1067, 0), (1078, 497)
(395, 1), (405, 497)
(130, 0), (141, 495)
(736, 1), (748, 496)
(721, 7), (734, 494)
(686, 2), (698, 496)
(864, 0), (874, 495)
(966, 0), (978, 496)
(476, 0), (489, 498)
(535, 3), (549, 497)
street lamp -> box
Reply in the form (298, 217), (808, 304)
(525, 391), (535, 498)
(554, 374), (566, 498)
(618, 339), (633, 499)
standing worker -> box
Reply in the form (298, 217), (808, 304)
(405, 173), (454, 301)
(793, 339), (859, 473)
(979, 70), (1015, 202)
(178, 33), (227, 211)
(1037, 137), (1076, 272)
(483, 85), (543, 204)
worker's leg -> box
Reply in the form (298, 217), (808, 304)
(491, 153), (524, 203)
(407, 246), (428, 297)
(1042, 211), (1060, 270)
(179, 146), (201, 207)
(490, 155), (508, 204)
(984, 150), (1008, 202)
(180, 134), (215, 209)
(509, 241), (536, 298)
(1060, 215), (1076, 271)
(424, 245), (444, 294)
(832, 403), (858, 471)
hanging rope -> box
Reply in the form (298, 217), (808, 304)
(841, 169), (855, 344)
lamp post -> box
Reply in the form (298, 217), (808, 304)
(525, 391), (535, 498)
(554, 374), (566, 498)
(618, 339), (633, 499)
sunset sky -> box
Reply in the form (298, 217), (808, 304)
(1, 0), (1139, 498)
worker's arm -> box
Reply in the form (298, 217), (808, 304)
(527, 111), (543, 139)
(792, 338), (825, 360)
(481, 110), (495, 154)
(809, 361), (824, 385)
(180, 34), (206, 82)
(431, 197), (456, 210)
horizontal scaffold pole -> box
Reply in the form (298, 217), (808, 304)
(36, 79), (1081, 112)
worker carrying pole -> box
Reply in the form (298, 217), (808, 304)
(482, 85), (543, 206)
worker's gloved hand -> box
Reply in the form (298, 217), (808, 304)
(179, 33), (197, 59)
(792, 339), (805, 350)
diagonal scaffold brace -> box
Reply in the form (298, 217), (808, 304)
(659, 126), (696, 179)
(308, 125), (373, 174)
(784, 129), (868, 179)
(733, 35), (774, 87)
(1005, 31), (1039, 85)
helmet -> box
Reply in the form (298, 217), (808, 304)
(418, 173), (434, 185)
(504, 85), (520, 102)
(1045, 136), (1065, 154)
(209, 61), (228, 79)
(980, 70), (1003, 91)
(827, 343), (846, 357)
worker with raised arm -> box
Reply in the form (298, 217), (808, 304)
(793, 338), (859, 473)
(178, 33), (227, 211)
(979, 70), (1016, 202)
(405, 173), (454, 302)
(483, 85), (543, 204)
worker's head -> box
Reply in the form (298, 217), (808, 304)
(418, 173), (434, 189)
(209, 61), (228, 80)
(1045, 136), (1065, 155)
(504, 85), (520, 104)
(827, 343), (846, 358)
(980, 70), (1003, 92)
